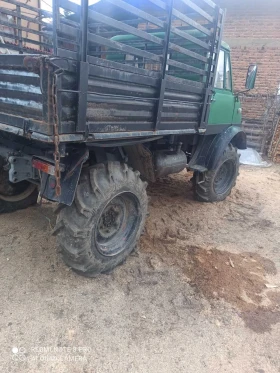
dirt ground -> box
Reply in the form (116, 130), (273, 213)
(0, 165), (280, 373)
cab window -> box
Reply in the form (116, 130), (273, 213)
(214, 50), (232, 90)
(225, 53), (232, 90)
(215, 50), (224, 89)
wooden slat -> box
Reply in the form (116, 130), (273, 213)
(87, 55), (161, 79)
(86, 94), (156, 105)
(167, 59), (206, 76)
(161, 112), (198, 119)
(167, 75), (204, 89)
(88, 9), (164, 46)
(156, 121), (197, 130)
(0, 32), (52, 49)
(0, 73), (39, 86)
(172, 8), (211, 37)
(58, 23), (79, 39)
(88, 121), (154, 132)
(57, 47), (79, 60)
(170, 26), (209, 49)
(0, 43), (41, 53)
(87, 108), (154, 118)
(0, 20), (48, 38)
(0, 7), (49, 26)
(180, 0), (214, 23)
(88, 64), (160, 88)
(58, 0), (80, 13)
(105, 0), (165, 28)
(0, 89), (41, 102)
(166, 75), (204, 94)
(169, 42), (208, 63)
(88, 32), (163, 63)
(2, 0), (52, 17)
(147, 0), (166, 10)
(149, 0), (212, 37)
(200, 0), (216, 9)
(0, 54), (28, 67)
(57, 37), (78, 48)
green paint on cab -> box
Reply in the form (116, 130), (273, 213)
(208, 46), (242, 127)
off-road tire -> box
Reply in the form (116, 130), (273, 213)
(54, 162), (148, 277)
(193, 144), (239, 202)
(0, 182), (38, 213)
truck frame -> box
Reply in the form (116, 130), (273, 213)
(0, 0), (256, 276)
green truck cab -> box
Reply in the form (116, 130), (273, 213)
(209, 43), (257, 129)
(208, 42), (242, 130)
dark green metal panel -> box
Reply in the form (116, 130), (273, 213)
(208, 89), (236, 125)
(208, 48), (242, 130)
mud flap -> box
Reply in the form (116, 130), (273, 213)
(40, 147), (88, 206)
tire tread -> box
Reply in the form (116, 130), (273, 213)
(54, 162), (148, 277)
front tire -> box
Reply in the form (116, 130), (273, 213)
(54, 162), (148, 277)
(193, 144), (239, 202)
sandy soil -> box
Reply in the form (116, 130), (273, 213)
(0, 165), (280, 372)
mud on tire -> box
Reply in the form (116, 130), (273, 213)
(193, 144), (239, 203)
(54, 162), (148, 277)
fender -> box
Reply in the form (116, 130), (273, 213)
(188, 126), (246, 172)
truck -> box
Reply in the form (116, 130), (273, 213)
(0, 0), (257, 277)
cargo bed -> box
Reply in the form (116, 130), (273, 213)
(0, 0), (224, 142)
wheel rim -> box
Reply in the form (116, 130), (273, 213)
(95, 192), (141, 257)
(0, 167), (37, 202)
(213, 160), (236, 195)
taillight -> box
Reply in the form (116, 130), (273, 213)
(32, 159), (56, 176)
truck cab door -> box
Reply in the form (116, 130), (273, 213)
(207, 49), (241, 133)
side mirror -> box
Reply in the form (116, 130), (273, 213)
(245, 64), (258, 90)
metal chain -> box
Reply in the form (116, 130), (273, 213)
(52, 69), (62, 197)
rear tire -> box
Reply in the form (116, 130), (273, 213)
(193, 144), (239, 202)
(0, 164), (38, 213)
(54, 162), (148, 277)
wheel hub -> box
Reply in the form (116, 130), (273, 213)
(213, 160), (235, 195)
(95, 192), (140, 257)
(98, 203), (123, 239)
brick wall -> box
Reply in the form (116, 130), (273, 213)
(216, 0), (280, 157)
(270, 113), (280, 162)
